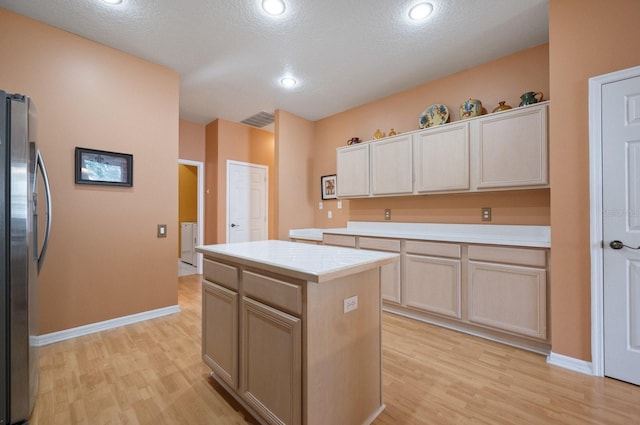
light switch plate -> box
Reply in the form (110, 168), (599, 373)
(157, 224), (167, 237)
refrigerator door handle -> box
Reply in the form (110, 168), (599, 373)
(36, 149), (52, 273)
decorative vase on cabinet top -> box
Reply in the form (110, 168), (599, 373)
(519, 91), (544, 106)
(492, 101), (512, 113)
(460, 98), (483, 120)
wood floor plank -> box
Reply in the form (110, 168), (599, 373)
(30, 274), (640, 424)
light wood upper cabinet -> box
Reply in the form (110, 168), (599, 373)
(335, 102), (549, 199)
(336, 143), (369, 198)
(471, 103), (548, 190)
(413, 122), (470, 193)
(370, 134), (413, 196)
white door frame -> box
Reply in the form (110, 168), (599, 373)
(226, 160), (269, 243)
(178, 159), (204, 274)
(588, 65), (640, 377)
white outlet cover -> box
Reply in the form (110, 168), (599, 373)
(319, 202), (323, 209)
(337, 201), (342, 209)
(344, 295), (358, 313)
(328, 210), (333, 219)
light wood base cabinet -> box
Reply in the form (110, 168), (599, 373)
(467, 245), (547, 340)
(321, 232), (550, 352)
(242, 297), (302, 425)
(202, 280), (238, 389)
(201, 255), (384, 425)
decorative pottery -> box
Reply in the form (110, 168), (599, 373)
(374, 129), (385, 139)
(347, 137), (361, 145)
(492, 101), (512, 113)
(388, 128), (397, 136)
(419, 104), (449, 128)
(459, 98), (483, 120)
(519, 91), (544, 106)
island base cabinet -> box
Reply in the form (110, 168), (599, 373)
(468, 262), (547, 340)
(305, 268), (382, 425)
(241, 297), (302, 425)
(202, 281), (238, 389)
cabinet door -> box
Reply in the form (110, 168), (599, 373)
(405, 254), (461, 318)
(241, 297), (302, 425)
(468, 261), (547, 340)
(359, 237), (401, 304)
(202, 280), (238, 389)
(413, 123), (469, 193)
(337, 144), (369, 197)
(370, 134), (413, 195)
(472, 104), (548, 189)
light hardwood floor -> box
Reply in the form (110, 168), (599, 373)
(31, 275), (640, 425)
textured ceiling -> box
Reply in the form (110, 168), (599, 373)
(0, 0), (549, 129)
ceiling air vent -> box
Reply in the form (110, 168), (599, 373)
(241, 111), (274, 128)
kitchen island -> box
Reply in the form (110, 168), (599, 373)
(196, 240), (399, 425)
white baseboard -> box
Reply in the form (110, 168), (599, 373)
(546, 352), (595, 376)
(35, 304), (181, 346)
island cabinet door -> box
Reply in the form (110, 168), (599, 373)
(202, 280), (238, 389)
(240, 297), (302, 425)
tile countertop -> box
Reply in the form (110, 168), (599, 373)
(196, 240), (399, 283)
(289, 221), (551, 248)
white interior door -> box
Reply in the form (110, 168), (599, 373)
(602, 74), (640, 386)
(227, 161), (268, 243)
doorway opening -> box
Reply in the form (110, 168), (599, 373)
(178, 159), (204, 275)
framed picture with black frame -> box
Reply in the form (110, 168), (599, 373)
(75, 147), (133, 187)
(321, 174), (337, 200)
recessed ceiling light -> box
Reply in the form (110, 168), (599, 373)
(408, 2), (433, 20)
(280, 77), (297, 87)
(262, 0), (286, 16)
(102, 0), (123, 4)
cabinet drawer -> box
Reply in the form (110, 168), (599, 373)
(243, 271), (303, 316)
(358, 237), (400, 252)
(468, 245), (546, 267)
(203, 259), (239, 291)
(405, 240), (461, 258)
(323, 234), (357, 248)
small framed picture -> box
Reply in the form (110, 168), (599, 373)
(75, 147), (133, 187)
(321, 174), (337, 200)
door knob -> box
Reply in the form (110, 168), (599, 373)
(610, 240), (624, 249)
(231, 223), (239, 228)
(609, 240), (640, 250)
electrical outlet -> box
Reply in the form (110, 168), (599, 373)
(328, 210), (333, 219)
(384, 209), (391, 220)
(157, 224), (167, 237)
(337, 201), (342, 209)
(481, 207), (492, 222)
(319, 202), (323, 210)
(344, 295), (358, 313)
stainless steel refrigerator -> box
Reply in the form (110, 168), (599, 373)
(1, 91), (52, 425)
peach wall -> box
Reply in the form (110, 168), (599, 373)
(313, 43), (550, 229)
(0, 9), (179, 333)
(549, 0), (640, 361)
(179, 119), (205, 163)
(205, 119), (275, 243)
(274, 110), (315, 239)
